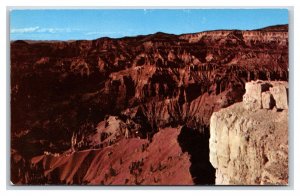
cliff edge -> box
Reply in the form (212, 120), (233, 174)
(11, 25), (289, 185)
(209, 80), (288, 185)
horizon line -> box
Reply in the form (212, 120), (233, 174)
(10, 23), (288, 42)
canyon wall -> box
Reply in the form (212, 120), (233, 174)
(11, 24), (288, 185)
(209, 80), (288, 185)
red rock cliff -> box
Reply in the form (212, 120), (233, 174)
(10, 24), (288, 185)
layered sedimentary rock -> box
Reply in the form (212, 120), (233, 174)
(11, 24), (288, 184)
(209, 81), (288, 185)
(13, 128), (193, 185)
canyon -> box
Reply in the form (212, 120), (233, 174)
(10, 24), (288, 185)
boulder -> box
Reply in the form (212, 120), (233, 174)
(243, 80), (288, 111)
(262, 91), (275, 109)
(243, 81), (263, 111)
(270, 85), (288, 110)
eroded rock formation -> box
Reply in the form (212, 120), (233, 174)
(10, 24), (288, 185)
(13, 128), (193, 185)
(209, 81), (288, 185)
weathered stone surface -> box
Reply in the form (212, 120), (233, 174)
(262, 91), (275, 109)
(210, 81), (288, 185)
(270, 85), (288, 110)
(243, 80), (288, 111)
(10, 24), (288, 185)
(243, 81), (263, 111)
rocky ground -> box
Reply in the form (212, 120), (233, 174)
(10, 24), (288, 185)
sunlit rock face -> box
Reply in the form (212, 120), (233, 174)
(210, 81), (288, 185)
(11, 24), (288, 185)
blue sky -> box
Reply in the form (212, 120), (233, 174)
(10, 9), (288, 40)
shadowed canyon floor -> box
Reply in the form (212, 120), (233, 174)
(11, 24), (288, 185)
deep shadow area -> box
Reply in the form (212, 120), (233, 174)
(177, 125), (215, 185)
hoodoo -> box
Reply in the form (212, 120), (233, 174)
(11, 25), (288, 185)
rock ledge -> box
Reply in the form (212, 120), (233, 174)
(209, 80), (288, 185)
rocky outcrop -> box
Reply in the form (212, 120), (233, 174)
(11, 25), (288, 185)
(209, 81), (288, 185)
(243, 80), (288, 111)
(14, 128), (193, 185)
